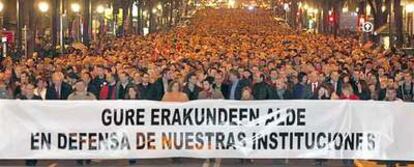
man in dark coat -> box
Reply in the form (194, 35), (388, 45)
(292, 72), (313, 99)
(46, 72), (73, 100)
(137, 73), (153, 100)
(152, 68), (172, 101)
(252, 73), (271, 100)
(183, 73), (202, 100)
(226, 69), (249, 100)
(81, 72), (99, 97)
(213, 70), (229, 99)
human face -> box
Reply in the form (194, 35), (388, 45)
(242, 90), (251, 99)
(142, 74), (150, 84)
(301, 75), (308, 84)
(133, 73), (141, 83)
(331, 72), (339, 81)
(386, 89), (397, 101)
(368, 84), (376, 93)
(128, 87), (137, 97)
(52, 73), (63, 86)
(202, 81), (211, 91)
(106, 75), (115, 84)
(253, 73), (262, 83)
(189, 75), (197, 85)
(36, 80), (46, 89)
(229, 73), (238, 82)
(25, 84), (35, 96)
(318, 87), (327, 98)
(96, 67), (104, 77)
(276, 79), (286, 89)
(379, 77), (388, 89)
(309, 72), (318, 83)
(343, 76), (349, 83)
(243, 71), (251, 79)
(20, 73), (29, 84)
(75, 82), (86, 93)
(81, 73), (91, 83)
(171, 83), (180, 92)
(215, 74), (224, 84)
(404, 73), (412, 83)
(119, 73), (129, 83)
(270, 70), (278, 80)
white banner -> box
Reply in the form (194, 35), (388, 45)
(0, 100), (413, 160)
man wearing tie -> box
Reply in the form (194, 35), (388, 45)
(227, 69), (248, 100)
(46, 72), (73, 100)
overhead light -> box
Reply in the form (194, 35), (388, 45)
(407, 4), (414, 13)
(71, 3), (81, 13)
(228, 0), (236, 8)
(96, 5), (105, 14)
(0, 2), (4, 13)
(248, 5), (254, 11)
(38, 1), (49, 13)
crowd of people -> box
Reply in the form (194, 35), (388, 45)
(0, 9), (412, 104)
(1, 8), (413, 167)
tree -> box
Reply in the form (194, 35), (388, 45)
(366, 0), (391, 30)
(393, 0), (403, 47)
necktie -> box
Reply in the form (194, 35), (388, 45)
(56, 87), (61, 99)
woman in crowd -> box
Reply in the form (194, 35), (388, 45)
(0, 8), (412, 167)
(124, 86), (140, 100)
(340, 84), (360, 100)
(161, 81), (189, 102)
(241, 87), (254, 100)
(198, 77), (224, 99)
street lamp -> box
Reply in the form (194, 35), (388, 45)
(228, 0), (236, 8)
(342, 7), (349, 13)
(38, 1), (49, 13)
(71, 3), (81, 13)
(157, 4), (162, 11)
(407, 4), (414, 13)
(0, 2), (4, 13)
(96, 5), (105, 14)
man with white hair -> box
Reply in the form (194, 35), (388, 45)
(46, 72), (73, 100)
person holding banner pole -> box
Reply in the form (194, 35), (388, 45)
(161, 80), (189, 164)
(198, 76), (223, 167)
(67, 80), (97, 100)
(20, 83), (42, 166)
(67, 79), (96, 166)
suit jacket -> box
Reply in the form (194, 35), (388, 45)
(116, 81), (134, 99)
(252, 81), (270, 100)
(152, 78), (169, 101)
(214, 83), (229, 99)
(292, 83), (313, 99)
(183, 84), (202, 100)
(87, 82), (99, 98)
(91, 76), (106, 92)
(226, 80), (249, 100)
(46, 82), (73, 100)
(397, 83), (413, 101)
(137, 83), (153, 100)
